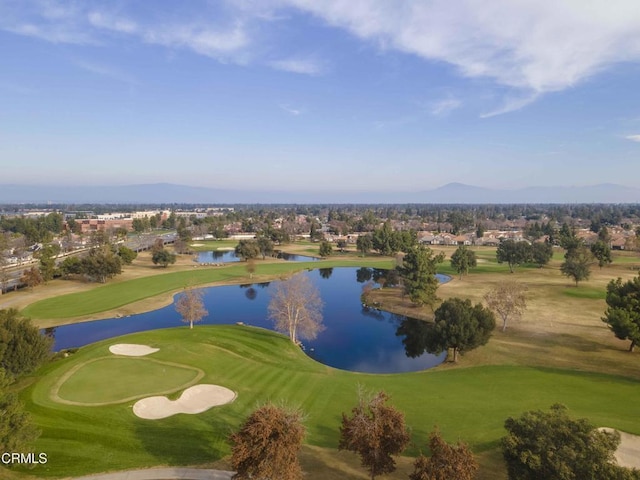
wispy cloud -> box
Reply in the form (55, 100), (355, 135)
(279, 104), (304, 115)
(480, 92), (540, 118)
(279, 0), (640, 113)
(268, 57), (325, 75)
(430, 96), (461, 116)
(5, 0), (640, 114)
(626, 134), (640, 143)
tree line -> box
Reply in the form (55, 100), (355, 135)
(229, 392), (640, 480)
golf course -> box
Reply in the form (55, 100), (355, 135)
(6, 243), (640, 479)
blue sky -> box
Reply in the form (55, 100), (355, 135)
(1, 0), (640, 193)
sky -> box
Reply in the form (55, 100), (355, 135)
(1, 0), (640, 194)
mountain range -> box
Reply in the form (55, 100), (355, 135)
(0, 182), (639, 204)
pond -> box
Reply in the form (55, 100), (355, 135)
(46, 268), (449, 374)
(195, 250), (321, 263)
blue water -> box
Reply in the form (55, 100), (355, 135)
(196, 250), (320, 263)
(47, 268), (449, 374)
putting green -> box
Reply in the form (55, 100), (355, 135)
(53, 357), (204, 406)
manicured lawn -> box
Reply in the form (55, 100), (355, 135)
(55, 357), (202, 404)
(19, 326), (640, 478)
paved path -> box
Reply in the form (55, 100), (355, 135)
(71, 467), (233, 480)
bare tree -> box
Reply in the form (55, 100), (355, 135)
(268, 273), (324, 344)
(175, 287), (208, 329)
(229, 403), (305, 480)
(410, 428), (478, 480)
(484, 281), (527, 332)
(339, 389), (410, 480)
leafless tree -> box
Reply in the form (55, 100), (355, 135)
(175, 287), (208, 329)
(339, 389), (410, 480)
(484, 281), (527, 332)
(268, 273), (324, 344)
(229, 403), (305, 480)
(410, 428), (478, 480)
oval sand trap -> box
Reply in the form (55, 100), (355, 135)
(109, 344), (159, 356)
(133, 384), (236, 420)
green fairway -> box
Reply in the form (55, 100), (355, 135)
(22, 258), (393, 321)
(19, 326), (640, 478)
(54, 357), (203, 405)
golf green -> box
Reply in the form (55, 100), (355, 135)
(53, 357), (203, 405)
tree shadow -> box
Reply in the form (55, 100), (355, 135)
(133, 413), (229, 465)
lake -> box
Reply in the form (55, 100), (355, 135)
(47, 268), (449, 374)
(196, 250), (321, 263)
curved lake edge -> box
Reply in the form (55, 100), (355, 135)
(44, 268), (453, 373)
(28, 259), (444, 328)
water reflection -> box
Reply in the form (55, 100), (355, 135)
(46, 268), (449, 374)
(396, 317), (436, 358)
(196, 250), (321, 264)
(318, 268), (333, 279)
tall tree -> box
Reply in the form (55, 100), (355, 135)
(602, 274), (640, 351)
(38, 245), (58, 282)
(496, 240), (532, 273)
(502, 404), (626, 480)
(319, 241), (333, 257)
(427, 298), (495, 362)
(268, 273), (324, 344)
(372, 221), (397, 256)
(256, 236), (274, 259)
(398, 246), (445, 309)
(339, 390), (410, 480)
(151, 248), (177, 268)
(558, 222), (581, 250)
(0, 369), (41, 454)
(229, 403), (306, 480)
(590, 240), (612, 269)
(530, 241), (553, 268)
(82, 245), (122, 282)
(560, 245), (593, 286)
(357, 234), (373, 257)
(117, 246), (138, 265)
(234, 239), (260, 261)
(0, 309), (53, 377)
(484, 281), (528, 332)
(410, 428), (478, 480)
(450, 245), (477, 279)
(175, 287), (208, 329)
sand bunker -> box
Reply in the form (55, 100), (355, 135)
(109, 344), (159, 357)
(600, 428), (640, 469)
(133, 384), (236, 420)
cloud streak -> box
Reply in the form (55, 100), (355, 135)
(279, 0), (640, 112)
(626, 135), (640, 143)
(3, 0), (640, 114)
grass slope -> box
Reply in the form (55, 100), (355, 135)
(19, 326), (640, 478)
